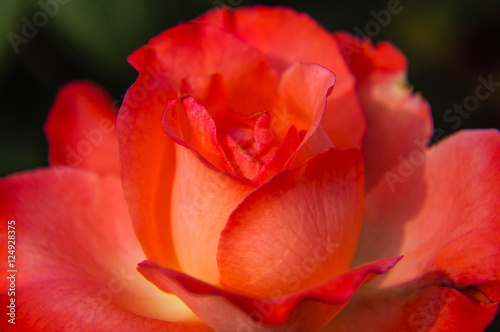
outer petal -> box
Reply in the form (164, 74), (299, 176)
(0, 169), (207, 331)
(117, 72), (179, 269)
(196, 6), (366, 149)
(356, 130), (500, 299)
(44, 81), (120, 177)
(334, 32), (433, 190)
(137, 257), (400, 332)
(128, 22), (279, 117)
(218, 148), (364, 298)
(324, 278), (498, 331)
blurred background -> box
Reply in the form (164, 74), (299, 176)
(0, 0), (499, 329)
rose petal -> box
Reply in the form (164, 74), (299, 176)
(128, 22), (279, 117)
(252, 113), (279, 158)
(0, 169), (207, 331)
(254, 125), (302, 183)
(277, 62), (336, 168)
(179, 73), (235, 131)
(218, 148), (364, 298)
(357, 129), (500, 300)
(163, 96), (235, 173)
(120, 21), (277, 269)
(324, 277), (498, 331)
(137, 257), (401, 332)
(334, 32), (433, 190)
(196, 6), (367, 149)
(117, 73), (179, 269)
(44, 81), (120, 176)
(169, 144), (257, 285)
(217, 131), (262, 179)
(334, 33), (407, 75)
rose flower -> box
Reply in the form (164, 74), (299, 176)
(1, 6), (499, 332)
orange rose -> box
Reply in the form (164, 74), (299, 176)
(2, 6), (499, 332)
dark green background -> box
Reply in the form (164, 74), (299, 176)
(0, 0), (499, 329)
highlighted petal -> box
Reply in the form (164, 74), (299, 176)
(218, 148), (365, 298)
(44, 81), (120, 176)
(169, 145), (257, 285)
(137, 257), (400, 332)
(0, 169), (206, 331)
(117, 74), (179, 269)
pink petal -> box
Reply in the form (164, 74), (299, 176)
(44, 81), (120, 177)
(357, 129), (500, 301)
(137, 257), (401, 331)
(324, 276), (498, 331)
(218, 148), (365, 298)
(0, 169), (207, 331)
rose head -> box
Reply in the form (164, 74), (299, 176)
(1, 6), (499, 332)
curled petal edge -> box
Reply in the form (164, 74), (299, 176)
(137, 256), (402, 331)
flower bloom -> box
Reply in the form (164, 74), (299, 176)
(1, 6), (499, 332)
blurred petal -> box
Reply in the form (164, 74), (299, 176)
(0, 169), (206, 331)
(138, 257), (400, 332)
(218, 148), (364, 298)
(44, 81), (120, 176)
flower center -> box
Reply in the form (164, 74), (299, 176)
(217, 112), (281, 180)
(227, 112), (279, 162)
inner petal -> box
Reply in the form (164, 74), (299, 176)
(217, 112), (294, 181)
(253, 112), (279, 160)
(174, 69), (321, 182)
(217, 132), (262, 179)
